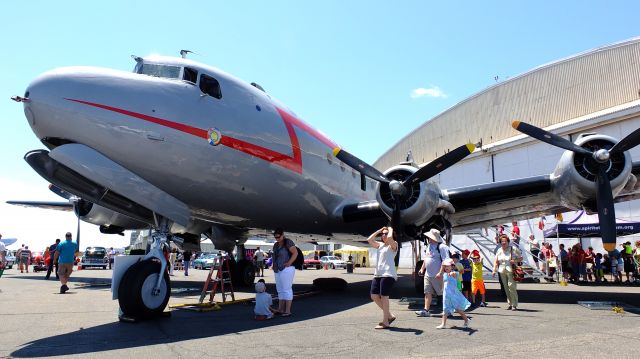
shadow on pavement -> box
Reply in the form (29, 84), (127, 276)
(11, 276), (375, 358)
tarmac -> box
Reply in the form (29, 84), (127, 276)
(1, 265), (639, 358)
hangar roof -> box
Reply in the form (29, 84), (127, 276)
(374, 37), (640, 170)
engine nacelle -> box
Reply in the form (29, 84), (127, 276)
(74, 199), (148, 230)
(552, 134), (632, 210)
(375, 165), (444, 227)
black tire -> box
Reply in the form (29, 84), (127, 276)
(102, 266), (107, 270)
(331, 263), (336, 269)
(118, 259), (171, 318)
(230, 259), (256, 287)
(415, 260), (424, 295)
(316, 265), (321, 270)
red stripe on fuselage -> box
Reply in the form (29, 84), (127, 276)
(63, 99), (335, 174)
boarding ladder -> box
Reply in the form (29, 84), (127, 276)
(464, 228), (547, 282)
(199, 253), (235, 304)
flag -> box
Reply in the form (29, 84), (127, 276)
(538, 216), (546, 230)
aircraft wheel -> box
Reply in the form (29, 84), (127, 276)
(231, 259), (256, 287)
(415, 260), (424, 295)
(118, 259), (171, 318)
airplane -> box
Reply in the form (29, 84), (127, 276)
(8, 52), (640, 319)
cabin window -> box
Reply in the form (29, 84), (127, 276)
(183, 67), (198, 83)
(199, 74), (222, 99)
(136, 63), (181, 79)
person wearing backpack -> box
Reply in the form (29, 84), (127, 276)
(272, 227), (298, 317)
(415, 228), (449, 317)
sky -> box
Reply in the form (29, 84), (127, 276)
(1, 0), (639, 251)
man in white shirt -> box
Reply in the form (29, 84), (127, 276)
(254, 247), (266, 277)
(415, 229), (449, 317)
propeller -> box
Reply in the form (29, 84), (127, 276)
(512, 120), (640, 251)
(334, 143), (476, 239)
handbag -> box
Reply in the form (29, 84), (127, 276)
(511, 249), (525, 282)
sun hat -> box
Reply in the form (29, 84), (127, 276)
(442, 258), (454, 266)
(424, 228), (443, 243)
(255, 281), (266, 293)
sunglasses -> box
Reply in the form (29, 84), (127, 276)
(273, 234), (282, 238)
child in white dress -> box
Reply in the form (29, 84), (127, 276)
(437, 258), (471, 329)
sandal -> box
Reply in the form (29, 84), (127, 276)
(388, 316), (396, 324)
(280, 313), (292, 317)
(374, 323), (390, 329)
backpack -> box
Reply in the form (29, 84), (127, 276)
(293, 246), (304, 270)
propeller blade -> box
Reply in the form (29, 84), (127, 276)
(595, 167), (617, 251)
(512, 121), (592, 155)
(403, 143), (475, 186)
(610, 126), (640, 154)
(76, 216), (81, 251)
(333, 147), (389, 183)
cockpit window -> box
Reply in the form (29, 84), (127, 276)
(136, 63), (181, 79)
(183, 67), (198, 83)
(199, 74), (222, 99)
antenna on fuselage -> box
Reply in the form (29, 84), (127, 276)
(180, 49), (194, 59)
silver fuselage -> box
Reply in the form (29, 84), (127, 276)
(23, 56), (378, 237)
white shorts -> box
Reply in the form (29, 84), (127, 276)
(275, 266), (295, 301)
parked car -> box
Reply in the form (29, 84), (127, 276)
(303, 256), (322, 270)
(320, 256), (347, 269)
(4, 251), (16, 269)
(79, 247), (108, 269)
(194, 253), (219, 270)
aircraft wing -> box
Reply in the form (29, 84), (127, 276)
(5, 201), (74, 212)
(446, 160), (640, 231)
(445, 174), (568, 232)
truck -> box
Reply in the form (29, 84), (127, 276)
(79, 246), (108, 269)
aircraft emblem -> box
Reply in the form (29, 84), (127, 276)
(207, 128), (222, 146)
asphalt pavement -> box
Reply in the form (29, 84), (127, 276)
(1, 265), (639, 358)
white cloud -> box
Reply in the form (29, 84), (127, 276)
(410, 86), (447, 99)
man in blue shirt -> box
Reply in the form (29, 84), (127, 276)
(54, 232), (78, 294)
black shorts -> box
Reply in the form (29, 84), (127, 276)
(531, 249), (540, 263)
(462, 280), (472, 292)
(623, 257), (635, 273)
(370, 277), (396, 296)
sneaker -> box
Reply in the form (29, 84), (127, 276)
(511, 307), (518, 311)
(505, 305), (512, 310)
(415, 309), (431, 317)
(60, 285), (67, 294)
(480, 302), (488, 307)
(435, 324), (446, 329)
(463, 319), (471, 328)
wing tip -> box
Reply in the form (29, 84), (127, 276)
(332, 147), (341, 157)
(466, 143), (476, 153)
(511, 120), (521, 129)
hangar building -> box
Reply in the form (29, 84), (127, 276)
(375, 38), (640, 264)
